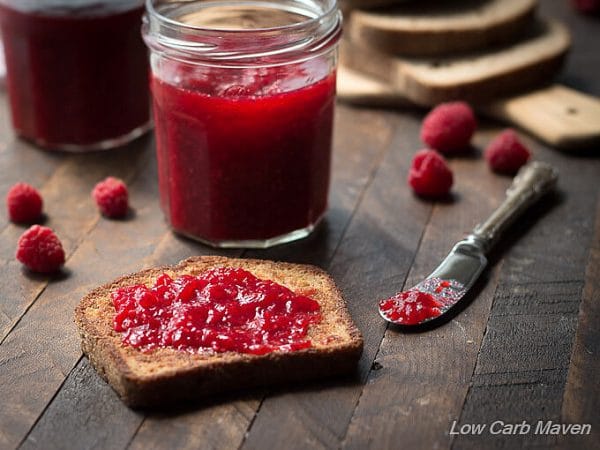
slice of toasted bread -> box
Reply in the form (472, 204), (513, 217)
(348, 0), (537, 56)
(340, 0), (415, 13)
(75, 256), (363, 408)
(341, 18), (570, 106)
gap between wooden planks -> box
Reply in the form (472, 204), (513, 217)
(560, 197), (600, 449)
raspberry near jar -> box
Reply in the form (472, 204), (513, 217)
(142, 0), (342, 248)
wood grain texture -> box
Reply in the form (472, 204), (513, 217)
(20, 358), (145, 450)
(348, 0), (536, 56)
(481, 85), (600, 150)
(560, 197), (600, 449)
(0, 104), (54, 228)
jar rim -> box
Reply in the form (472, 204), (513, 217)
(142, 0), (342, 66)
(145, 0), (337, 34)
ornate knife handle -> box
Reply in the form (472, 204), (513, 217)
(469, 161), (559, 253)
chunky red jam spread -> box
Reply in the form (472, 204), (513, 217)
(112, 268), (322, 355)
(379, 278), (465, 325)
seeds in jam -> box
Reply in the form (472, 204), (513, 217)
(112, 267), (322, 355)
(379, 278), (465, 325)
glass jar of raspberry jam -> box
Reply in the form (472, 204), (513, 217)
(143, 0), (341, 248)
(0, 0), (151, 151)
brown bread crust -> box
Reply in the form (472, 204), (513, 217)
(75, 256), (363, 408)
(340, 19), (570, 106)
(347, 0), (537, 56)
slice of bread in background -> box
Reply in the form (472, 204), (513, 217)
(348, 0), (537, 56)
(341, 0), (415, 13)
(341, 19), (569, 106)
(75, 256), (363, 408)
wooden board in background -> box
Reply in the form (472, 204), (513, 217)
(337, 65), (600, 151)
(341, 19), (570, 107)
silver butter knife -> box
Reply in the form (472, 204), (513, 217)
(379, 161), (559, 326)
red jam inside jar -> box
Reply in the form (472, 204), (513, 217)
(111, 267), (322, 355)
(143, 0), (342, 247)
(0, 1), (150, 150)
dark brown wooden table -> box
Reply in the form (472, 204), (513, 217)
(1, 2), (598, 449)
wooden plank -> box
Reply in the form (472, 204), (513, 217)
(131, 396), (261, 450)
(146, 229), (242, 267)
(340, 128), (508, 450)
(560, 198), (600, 449)
(455, 368), (569, 450)
(238, 109), (433, 450)
(19, 358), (145, 450)
(473, 307), (579, 375)
(451, 145), (600, 449)
(0, 141), (164, 449)
(0, 139), (151, 340)
(128, 105), (397, 450)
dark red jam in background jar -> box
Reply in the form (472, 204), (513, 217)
(0, 0), (151, 151)
(142, 0), (342, 248)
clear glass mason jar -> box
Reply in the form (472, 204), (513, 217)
(0, 0), (151, 151)
(142, 0), (342, 248)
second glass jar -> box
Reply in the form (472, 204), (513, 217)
(0, 0), (151, 151)
(143, 0), (342, 248)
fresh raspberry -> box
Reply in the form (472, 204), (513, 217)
(408, 149), (453, 197)
(16, 225), (65, 273)
(571, 0), (600, 14)
(484, 129), (531, 175)
(92, 177), (129, 218)
(6, 183), (43, 223)
(421, 101), (477, 154)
